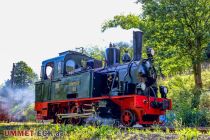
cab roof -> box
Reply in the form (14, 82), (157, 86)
(42, 50), (91, 66)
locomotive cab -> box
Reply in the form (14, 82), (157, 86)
(36, 51), (103, 100)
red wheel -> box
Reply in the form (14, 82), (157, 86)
(121, 110), (136, 127)
(69, 106), (83, 125)
(52, 106), (64, 124)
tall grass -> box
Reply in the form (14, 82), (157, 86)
(0, 123), (209, 140)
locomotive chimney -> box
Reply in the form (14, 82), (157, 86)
(133, 31), (143, 61)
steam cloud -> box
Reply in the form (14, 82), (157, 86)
(0, 87), (35, 121)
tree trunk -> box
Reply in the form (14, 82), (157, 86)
(192, 62), (202, 108)
(193, 62), (202, 89)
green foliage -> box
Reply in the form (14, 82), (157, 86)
(142, 0), (210, 89)
(140, 0), (209, 61)
(83, 46), (105, 61)
(175, 128), (202, 140)
(201, 70), (210, 89)
(23, 104), (36, 121)
(114, 42), (133, 62)
(102, 14), (142, 32)
(10, 61), (38, 88)
(200, 91), (210, 108)
(160, 70), (210, 127)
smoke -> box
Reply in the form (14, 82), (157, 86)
(0, 86), (35, 121)
(85, 115), (119, 126)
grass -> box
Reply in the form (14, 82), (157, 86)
(0, 122), (209, 140)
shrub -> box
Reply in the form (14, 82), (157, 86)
(160, 72), (210, 127)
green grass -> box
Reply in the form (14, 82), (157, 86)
(0, 123), (209, 140)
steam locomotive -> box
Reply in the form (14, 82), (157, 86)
(35, 31), (172, 127)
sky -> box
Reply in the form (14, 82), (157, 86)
(0, 0), (142, 84)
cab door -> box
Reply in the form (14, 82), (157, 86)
(43, 62), (54, 101)
(35, 81), (44, 102)
(51, 61), (64, 100)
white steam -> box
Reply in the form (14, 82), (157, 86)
(0, 87), (35, 121)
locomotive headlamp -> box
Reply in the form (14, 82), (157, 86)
(151, 49), (155, 56)
(137, 82), (146, 91)
(159, 86), (168, 98)
(147, 48), (155, 57)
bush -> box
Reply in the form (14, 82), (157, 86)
(200, 91), (210, 108)
(160, 72), (210, 127)
(23, 104), (36, 121)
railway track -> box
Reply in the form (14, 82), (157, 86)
(118, 126), (210, 133)
(38, 116), (210, 134)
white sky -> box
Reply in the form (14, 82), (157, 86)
(0, 0), (142, 84)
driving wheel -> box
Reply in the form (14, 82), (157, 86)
(121, 110), (136, 127)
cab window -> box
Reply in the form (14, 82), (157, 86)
(66, 60), (75, 74)
(45, 62), (54, 79)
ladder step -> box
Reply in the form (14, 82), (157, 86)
(83, 104), (92, 106)
(57, 113), (93, 119)
(83, 109), (94, 112)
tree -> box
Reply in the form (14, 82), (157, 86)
(10, 61), (38, 88)
(114, 42), (133, 62)
(142, 0), (209, 89)
(102, 0), (210, 90)
(102, 14), (142, 32)
(82, 46), (105, 61)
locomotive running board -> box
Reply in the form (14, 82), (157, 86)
(57, 113), (93, 119)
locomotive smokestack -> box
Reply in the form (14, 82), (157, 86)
(133, 31), (143, 61)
